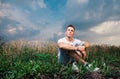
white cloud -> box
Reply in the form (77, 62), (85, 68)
(113, 5), (119, 11)
(37, 0), (46, 8)
(0, 2), (11, 17)
(90, 21), (120, 34)
(18, 26), (24, 31)
(7, 26), (17, 35)
(4, 24), (24, 35)
(84, 11), (104, 20)
(88, 20), (120, 46)
(67, 0), (88, 5)
(0, 11), (5, 17)
(66, 0), (88, 8)
(0, 2), (10, 9)
(76, 0), (89, 4)
(84, 12), (91, 20)
(31, 0), (46, 10)
(33, 21), (64, 40)
(1, 4), (37, 29)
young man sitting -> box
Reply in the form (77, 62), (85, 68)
(57, 25), (99, 72)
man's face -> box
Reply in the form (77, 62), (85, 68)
(66, 27), (75, 38)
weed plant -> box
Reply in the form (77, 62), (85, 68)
(0, 41), (120, 79)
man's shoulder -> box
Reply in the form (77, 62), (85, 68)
(74, 38), (84, 45)
(59, 37), (65, 40)
(74, 38), (81, 42)
(58, 37), (66, 43)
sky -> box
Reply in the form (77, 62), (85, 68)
(0, 0), (120, 46)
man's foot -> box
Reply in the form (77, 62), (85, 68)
(72, 62), (79, 73)
(84, 62), (100, 72)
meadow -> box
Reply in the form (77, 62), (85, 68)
(0, 40), (120, 79)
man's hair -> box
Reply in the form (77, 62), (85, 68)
(66, 25), (75, 31)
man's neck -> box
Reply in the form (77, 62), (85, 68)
(66, 37), (74, 42)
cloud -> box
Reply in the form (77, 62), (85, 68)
(90, 21), (120, 35)
(66, 0), (88, 7)
(0, 11), (5, 17)
(31, 0), (46, 10)
(85, 20), (120, 46)
(63, 0), (120, 31)
(33, 21), (64, 41)
(0, 2), (41, 40)
(7, 27), (17, 35)
(76, 0), (88, 4)
(0, 0), (64, 41)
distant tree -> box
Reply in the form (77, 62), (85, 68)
(0, 36), (5, 46)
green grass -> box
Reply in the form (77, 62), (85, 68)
(0, 42), (120, 79)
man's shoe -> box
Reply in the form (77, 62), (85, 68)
(93, 67), (100, 72)
(72, 62), (79, 73)
(84, 62), (100, 72)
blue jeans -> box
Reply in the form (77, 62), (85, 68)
(58, 49), (75, 65)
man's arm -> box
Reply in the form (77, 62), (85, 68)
(57, 42), (77, 51)
(58, 42), (85, 51)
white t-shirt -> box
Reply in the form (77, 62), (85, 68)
(58, 37), (84, 47)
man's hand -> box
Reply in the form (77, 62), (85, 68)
(77, 46), (86, 51)
(76, 46), (87, 59)
(76, 50), (86, 59)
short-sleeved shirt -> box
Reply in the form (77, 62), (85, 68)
(57, 37), (84, 64)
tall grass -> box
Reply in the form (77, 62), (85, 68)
(0, 40), (120, 79)
(87, 45), (120, 78)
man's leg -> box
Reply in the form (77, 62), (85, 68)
(81, 50), (87, 59)
(69, 51), (86, 65)
(69, 51), (100, 72)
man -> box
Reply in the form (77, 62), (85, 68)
(57, 25), (99, 72)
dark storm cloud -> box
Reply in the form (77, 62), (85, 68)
(62, 0), (120, 31)
(62, 20), (103, 31)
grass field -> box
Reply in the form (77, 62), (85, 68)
(0, 40), (120, 79)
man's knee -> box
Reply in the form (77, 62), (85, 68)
(69, 51), (82, 61)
